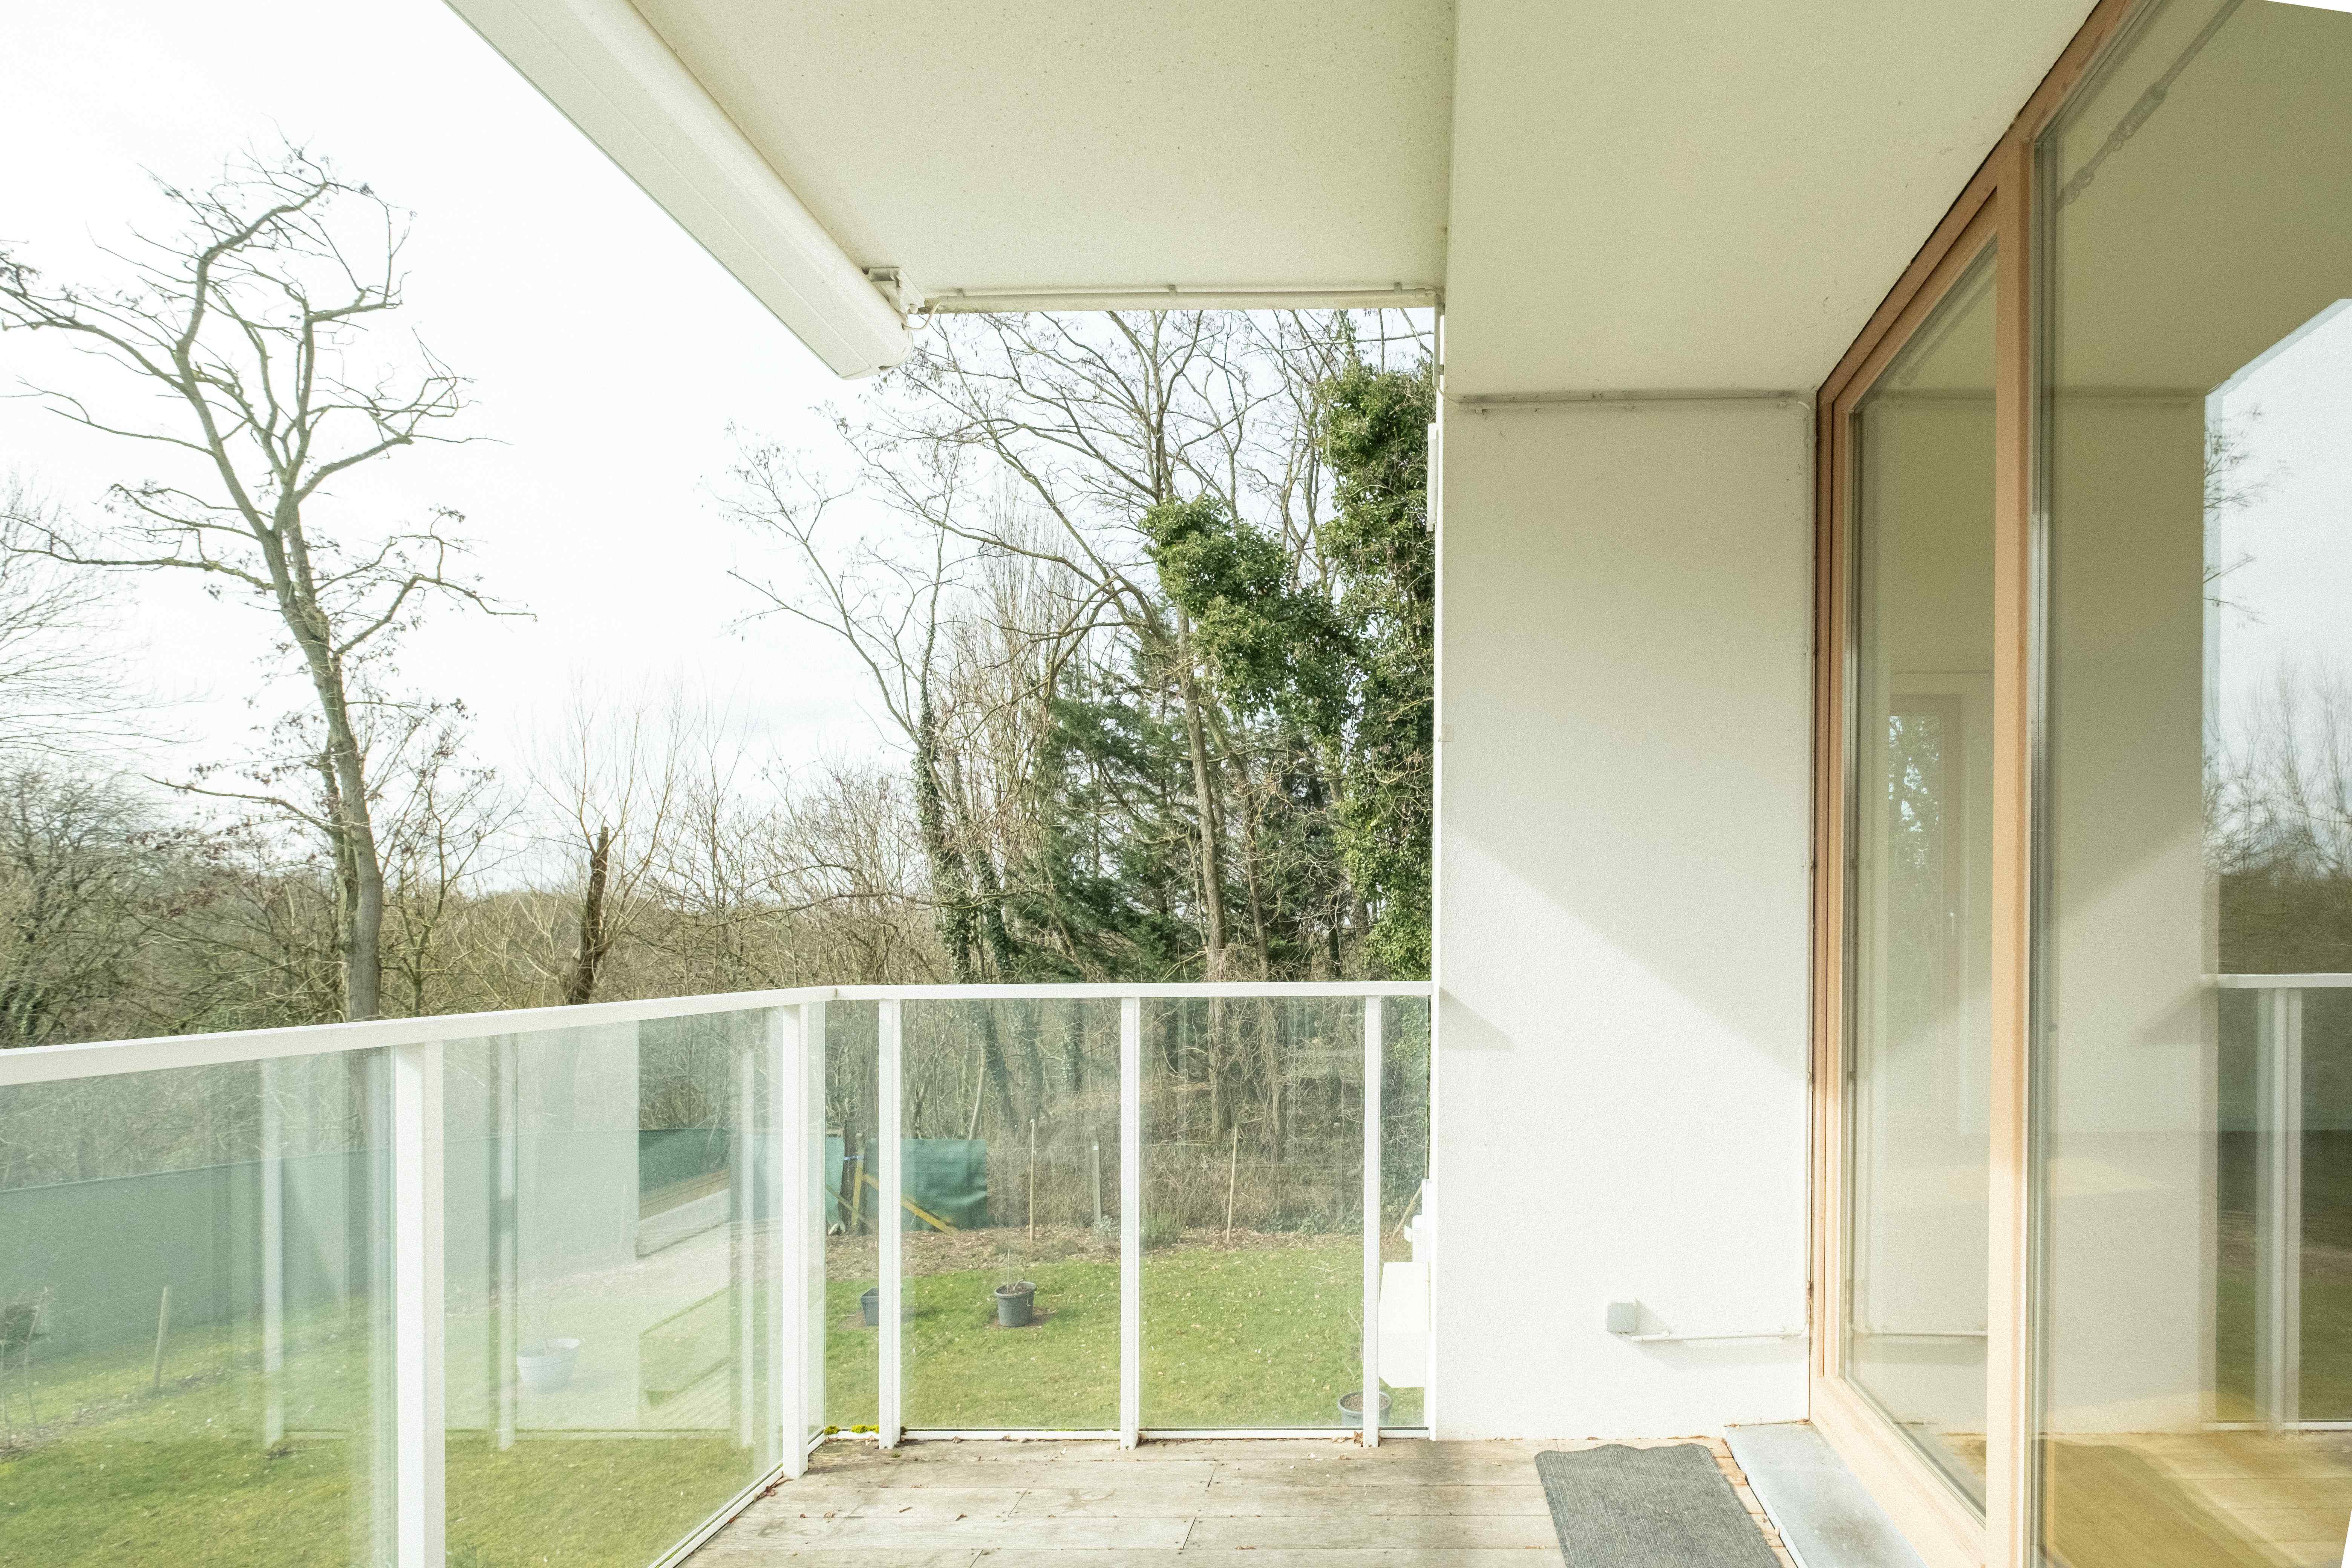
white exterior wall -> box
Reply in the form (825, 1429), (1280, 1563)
(1433, 398), (1815, 1438)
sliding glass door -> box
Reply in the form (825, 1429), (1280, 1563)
(1844, 249), (1998, 1507)
(2034, 2), (2352, 1563)
(1821, 3), (2352, 1563)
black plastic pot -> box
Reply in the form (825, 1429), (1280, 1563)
(994, 1281), (1035, 1328)
(860, 1288), (880, 1328)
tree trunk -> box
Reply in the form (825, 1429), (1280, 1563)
(563, 824), (613, 1007)
(912, 695), (1020, 1135)
(1173, 608), (1228, 979)
(274, 545), (384, 1022)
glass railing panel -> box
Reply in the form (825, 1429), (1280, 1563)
(896, 997), (1121, 1430)
(1378, 996), (1433, 1430)
(440, 1008), (779, 1568)
(822, 999), (879, 1435)
(1140, 994), (1366, 1429)
(0, 1050), (392, 1567)
(2303, 987), (2352, 1420)
(2215, 984), (2261, 1422)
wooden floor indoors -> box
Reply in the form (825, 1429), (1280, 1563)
(691, 1435), (1797, 1566)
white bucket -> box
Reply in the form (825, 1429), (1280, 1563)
(517, 1337), (582, 1396)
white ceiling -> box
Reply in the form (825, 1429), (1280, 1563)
(1442, 0), (2095, 396)
(452, 0), (2101, 390)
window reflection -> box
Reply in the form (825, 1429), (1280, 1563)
(1847, 252), (1997, 1504)
(2038, 1), (2352, 1562)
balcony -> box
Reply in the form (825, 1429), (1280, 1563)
(0, 982), (1460, 1568)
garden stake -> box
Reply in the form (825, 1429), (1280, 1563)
(150, 1285), (171, 1396)
(1224, 1125), (1239, 1244)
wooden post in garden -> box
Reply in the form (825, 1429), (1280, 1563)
(1224, 1125), (1240, 1245)
(1028, 1119), (1038, 1246)
(150, 1285), (172, 1396)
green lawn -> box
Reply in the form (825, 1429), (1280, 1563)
(823, 1237), (1422, 1431)
(0, 1427), (747, 1568)
(0, 1299), (377, 1568)
(5, 1239), (1420, 1568)
(0, 1303), (759, 1568)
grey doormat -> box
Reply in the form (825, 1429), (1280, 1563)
(1535, 1444), (1781, 1567)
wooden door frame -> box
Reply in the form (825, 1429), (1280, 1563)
(1807, 4), (2147, 1565)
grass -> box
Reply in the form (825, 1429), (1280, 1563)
(822, 1234), (1423, 1431)
(0, 1427), (747, 1568)
(5, 1236), (1426, 1568)
(445, 1435), (747, 1568)
(0, 1302), (761, 1568)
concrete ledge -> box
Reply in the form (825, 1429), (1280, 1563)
(1726, 1423), (1931, 1568)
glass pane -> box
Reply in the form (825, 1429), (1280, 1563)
(0, 1053), (391, 1567)
(2038, 1), (2352, 1561)
(1844, 249), (1996, 1504)
(823, 1001), (880, 1435)
(441, 1010), (778, 1568)
(2307, 992), (2352, 1422)
(897, 998), (1120, 1430)
(1141, 996), (1364, 1429)
(1379, 997), (1433, 1430)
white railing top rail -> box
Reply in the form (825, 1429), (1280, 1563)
(827, 981), (1432, 1001)
(0, 979), (1433, 1088)
(2215, 973), (2352, 988)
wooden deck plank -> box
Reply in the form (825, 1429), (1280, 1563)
(974, 1553), (1565, 1566)
(1185, 1514), (1562, 1550)
(775, 1459), (1220, 1490)
(1020, 1482), (1554, 1517)
(744, 1513), (1195, 1550)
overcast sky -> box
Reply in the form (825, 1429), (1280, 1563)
(3, 0), (886, 790)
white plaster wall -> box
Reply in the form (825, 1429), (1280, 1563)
(1432, 398), (1815, 1438)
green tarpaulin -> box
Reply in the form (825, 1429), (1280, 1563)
(822, 1134), (990, 1231)
(900, 1138), (990, 1230)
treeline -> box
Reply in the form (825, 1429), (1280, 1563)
(0, 145), (1435, 1050)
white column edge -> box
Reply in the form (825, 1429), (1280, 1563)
(392, 1040), (447, 1568)
(1362, 997), (1384, 1448)
(879, 998), (903, 1448)
(1119, 995), (1142, 1448)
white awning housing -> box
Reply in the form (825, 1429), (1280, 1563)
(446, 0), (2098, 391)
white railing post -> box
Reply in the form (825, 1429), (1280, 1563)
(494, 1039), (519, 1453)
(391, 1040), (446, 1568)
(260, 1057), (285, 1450)
(795, 998), (827, 1470)
(736, 1034), (757, 1455)
(1362, 997), (1383, 1448)
(2257, 985), (2304, 1427)
(1119, 995), (1142, 1448)
(879, 998), (903, 1449)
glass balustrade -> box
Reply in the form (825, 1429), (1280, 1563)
(0, 982), (1432, 1567)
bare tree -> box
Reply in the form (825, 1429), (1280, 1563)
(851, 314), (1247, 975)
(0, 143), (513, 1019)
(378, 709), (517, 1017)
(0, 767), (168, 1044)
(0, 480), (146, 758)
(530, 685), (685, 1006)
(725, 441), (1032, 1128)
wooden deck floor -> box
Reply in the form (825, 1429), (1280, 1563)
(692, 1436), (1797, 1566)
